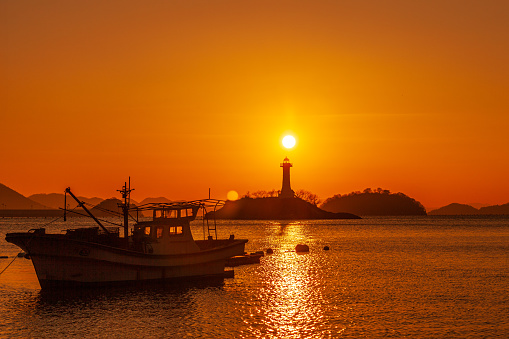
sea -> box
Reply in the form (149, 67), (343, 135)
(0, 216), (508, 338)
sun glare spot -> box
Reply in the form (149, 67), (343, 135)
(227, 190), (239, 201)
(282, 135), (296, 149)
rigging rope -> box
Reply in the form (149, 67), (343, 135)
(81, 200), (140, 223)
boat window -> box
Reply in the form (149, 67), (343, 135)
(156, 226), (163, 239)
(154, 210), (163, 218)
(144, 226), (151, 236)
(169, 226), (183, 235)
(183, 208), (194, 217)
(165, 210), (178, 218)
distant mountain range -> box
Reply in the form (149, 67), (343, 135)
(428, 203), (509, 215)
(0, 183), (48, 209)
(138, 197), (172, 205)
(2, 182), (508, 216)
(0, 183), (171, 215)
(29, 193), (104, 210)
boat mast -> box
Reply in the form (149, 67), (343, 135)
(118, 178), (134, 248)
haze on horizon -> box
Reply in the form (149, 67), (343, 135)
(1, 1), (508, 209)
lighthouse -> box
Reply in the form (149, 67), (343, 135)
(279, 157), (295, 198)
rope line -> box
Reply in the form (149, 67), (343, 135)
(0, 210), (74, 277)
(0, 256), (19, 276)
(1, 203), (136, 277)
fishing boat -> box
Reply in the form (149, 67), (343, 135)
(5, 182), (247, 289)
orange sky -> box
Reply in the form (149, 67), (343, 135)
(1, 0), (508, 209)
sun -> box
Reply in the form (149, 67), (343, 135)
(282, 135), (296, 149)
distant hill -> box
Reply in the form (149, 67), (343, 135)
(139, 197), (172, 205)
(0, 183), (144, 217)
(88, 198), (142, 218)
(478, 203), (509, 215)
(320, 189), (427, 216)
(208, 197), (360, 220)
(428, 202), (509, 215)
(428, 203), (480, 215)
(89, 198), (124, 217)
(470, 203), (491, 209)
(0, 183), (49, 209)
(29, 193), (103, 210)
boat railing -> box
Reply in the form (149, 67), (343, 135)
(202, 199), (224, 240)
(129, 199), (225, 240)
(99, 227), (120, 235)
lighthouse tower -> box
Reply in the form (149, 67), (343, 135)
(279, 157), (295, 198)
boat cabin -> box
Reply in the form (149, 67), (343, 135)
(131, 205), (201, 255)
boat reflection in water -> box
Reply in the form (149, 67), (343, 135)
(5, 182), (247, 289)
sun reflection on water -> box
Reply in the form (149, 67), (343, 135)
(240, 222), (347, 338)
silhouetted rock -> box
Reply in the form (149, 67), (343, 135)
(321, 189), (427, 216)
(428, 203), (479, 215)
(207, 197), (360, 220)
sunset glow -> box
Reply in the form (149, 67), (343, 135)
(2, 3), (509, 337)
(1, 1), (509, 209)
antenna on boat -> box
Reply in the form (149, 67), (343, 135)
(118, 177), (134, 248)
(64, 189), (67, 221)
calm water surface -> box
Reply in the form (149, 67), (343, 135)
(1, 216), (508, 338)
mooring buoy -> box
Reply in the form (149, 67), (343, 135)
(295, 244), (309, 252)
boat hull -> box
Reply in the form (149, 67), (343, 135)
(6, 232), (247, 288)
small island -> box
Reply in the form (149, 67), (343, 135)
(208, 196), (360, 220)
(320, 188), (427, 216)
(208, 157), (360, 220)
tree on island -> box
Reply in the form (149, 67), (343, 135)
(242, 189), (322, 206)
(209, 196), (359, 220)
(321, 188), (427, 216)
(294, 189), (322, 206)
(242, 189), (279, 199)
